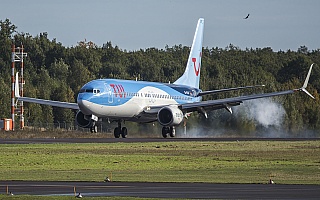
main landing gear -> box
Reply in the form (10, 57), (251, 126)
(114, 121), (127, 138)
(162, 126), (176, 138)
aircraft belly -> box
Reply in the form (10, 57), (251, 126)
(88, 100), (142, 118)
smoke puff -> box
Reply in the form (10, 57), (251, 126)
(178, 98), (287, 138)
(235, 98), (286, 128)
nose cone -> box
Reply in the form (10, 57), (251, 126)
(77, 95), (93, 115)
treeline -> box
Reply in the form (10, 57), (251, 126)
(1, 19), (319, 136)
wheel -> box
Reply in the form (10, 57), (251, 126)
(114, 127), (121, 138)
(90, 125), (98, 133)
(162, 127), (169, 138)
(121, 127), (127, 138)
(93, 125), (98, 133)
(169, 127), (176, 137)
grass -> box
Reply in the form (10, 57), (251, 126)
(0, 140), (319, 185)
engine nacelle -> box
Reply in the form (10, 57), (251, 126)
(75, 110), (93, 128)
(157, 106), (184, 126)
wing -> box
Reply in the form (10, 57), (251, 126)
(180, 90), (295, 116)
(143, 90), (295, 117)
(144, 64), (315, 117)
(182, 63), (315, 116)
(197, 85), (265, 96)
(16, 96), (79, 110)
(15, 73), (79, 110)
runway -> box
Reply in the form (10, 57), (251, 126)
(1, 181), (320, 199)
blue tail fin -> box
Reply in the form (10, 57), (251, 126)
(173, 18), (204, 89)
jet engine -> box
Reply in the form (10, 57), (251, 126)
(157, 106), (184, 126)
(75, 110), (93, 128)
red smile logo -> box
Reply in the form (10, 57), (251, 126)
(192, 52), (202, 76)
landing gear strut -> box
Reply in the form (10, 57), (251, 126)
(90, 122), (98, 133)
(162, 126), (176, 138)
(114, 121), (127, 138)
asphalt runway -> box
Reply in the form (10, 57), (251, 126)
(1, 181), (320, 199)
(1, 137), (319, 199)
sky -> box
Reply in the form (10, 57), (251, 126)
(1, 0), (319, 51)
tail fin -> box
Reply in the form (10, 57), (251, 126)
(173, 18), (204, 89)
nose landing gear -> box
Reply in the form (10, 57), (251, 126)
(90, 125), (98, 133)
(90, 120), (98, 133)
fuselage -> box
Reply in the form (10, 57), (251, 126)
(77, 79), (202, 122)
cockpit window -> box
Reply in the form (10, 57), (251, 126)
(79, 88), (100, 94)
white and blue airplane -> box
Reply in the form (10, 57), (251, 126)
(15, 18), (315, 138)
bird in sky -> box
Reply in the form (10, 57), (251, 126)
(244, 14), (250, 19)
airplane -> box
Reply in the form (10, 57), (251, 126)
(15, 18), (315, 138)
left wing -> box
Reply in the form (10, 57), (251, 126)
(143, 63), (315, 117)
(180, 90), (295, 116)
(197, 85), (265, 96)
(180, 63), (315, 116)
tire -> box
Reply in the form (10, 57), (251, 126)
(90, 125), (98, 133)
(162, 127), (169, 138)
(114, 127), (121, 138)
(169, 127), (176, 137)
(121, 127), (127, 138)
(93, 125), (98, 133)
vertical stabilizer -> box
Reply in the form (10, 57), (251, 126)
(173, 18), (204, 88)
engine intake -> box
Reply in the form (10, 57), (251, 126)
(157, 106), (183, 126)
(76, 110), (93, 128)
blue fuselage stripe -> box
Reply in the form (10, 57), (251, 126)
(77, 79), (202, 106)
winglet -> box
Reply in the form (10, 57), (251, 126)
(299, 63), (315, 99)
(15, 72), (20, 98)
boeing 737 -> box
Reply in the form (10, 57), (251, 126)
(15, 18), (315, 138)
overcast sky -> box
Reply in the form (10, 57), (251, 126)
(1, 0), (319, 51)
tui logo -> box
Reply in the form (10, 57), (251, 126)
(192, 52), (202, 76)
(110, 84), (126, 98)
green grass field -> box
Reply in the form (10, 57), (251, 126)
(0, 140), (319, 185)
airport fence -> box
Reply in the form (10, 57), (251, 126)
(23, 121), (112, 133)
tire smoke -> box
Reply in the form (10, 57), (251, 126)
(235, 98), (286, 128)
(179, 98), (288, 138)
